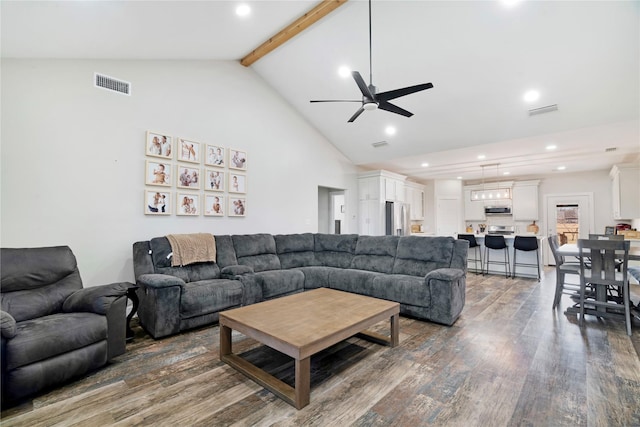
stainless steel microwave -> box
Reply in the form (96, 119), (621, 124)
(484, 206), (512, 215)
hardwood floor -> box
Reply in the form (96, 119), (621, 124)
(2, 268), (640, 426)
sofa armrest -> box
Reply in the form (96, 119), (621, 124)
(220, 266), (261, 305)
(135, 273), (184, 339)
(425, 268), (466, 326)
(62, 282), (134, 315)
(0, 310), (16, 339)
(221, 265), (254, 278)
(425, 268), (465, 282)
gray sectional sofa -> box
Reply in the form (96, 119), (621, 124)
(132, 233), (468, 339)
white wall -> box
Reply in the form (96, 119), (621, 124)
(1, 59), (358, 285)
(538, 170), (617, 234)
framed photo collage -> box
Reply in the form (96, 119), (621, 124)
(144, 131), (247, 217)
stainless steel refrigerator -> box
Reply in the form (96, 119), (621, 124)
(385, 201), (411, 236)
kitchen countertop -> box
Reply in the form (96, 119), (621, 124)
(472, 234), (544, 239)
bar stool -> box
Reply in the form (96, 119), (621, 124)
(512, 236), (540, 281)
(484, 234), (510, 278)
(458, 234), (483, 274)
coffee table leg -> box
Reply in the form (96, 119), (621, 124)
(294, 357), (311, 409)
(390, 313), (399, 347)
(220, 324), (232, 357)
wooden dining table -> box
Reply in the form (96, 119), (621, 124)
(556, 243), (640, 320)
(556, 243), (640, 261)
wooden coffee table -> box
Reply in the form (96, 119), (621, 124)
(219, 287), (400, 409)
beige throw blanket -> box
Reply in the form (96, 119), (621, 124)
(166, 233), (216, 267)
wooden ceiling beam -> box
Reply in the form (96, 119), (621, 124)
(240, 0), (348, 67)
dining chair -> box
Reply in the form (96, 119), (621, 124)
(484, 234), (510, 278)
(457, 234), (483, 275)
(548, 234), (581, 309)
(577, 238), (632, 336)
(588, 234), (624, 240)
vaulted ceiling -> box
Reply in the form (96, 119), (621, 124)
(2, 0), (638, 182)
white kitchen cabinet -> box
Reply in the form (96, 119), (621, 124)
(384, 178), (405, 202)
(464, 189), (486, 221)
(406, 183), (425, 220)
(512, 182), (539, 221)
(358, 199), (382, 235)
(359, 170), (407, 235)
(358, 176), (380, 201)
(610, 164), (640, 220)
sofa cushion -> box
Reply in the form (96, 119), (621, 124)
(328, 269), (380, 295)
(314, 234), (358, 268)
(256, 270), (305, 299)
(180, 279), (243, 319)
(149, 237), (173, 268)
(233, 234), (281, 272)
(275, 233), (318, 269)
(370, 274), (429, 306)
(393, 236), (454, 277)
(1, 272), (83, 323)
(350, 236), (399, 274)
(296, 266), (339, 289)
(186, 263), (221, 282)
(154, 266), (190, 283)
(214, 235), (238, 268)
(1, 246), (80, 293)
(6, 312), (107, 370)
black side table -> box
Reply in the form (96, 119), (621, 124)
(126, 286), (139, 342)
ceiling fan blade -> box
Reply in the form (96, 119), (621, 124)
(376, 83), (433, 101)
(352, 71), (374, 99)
(378, 101), (413, 117)
(310, 100), (362, 103)
(347, 106), (366, 123)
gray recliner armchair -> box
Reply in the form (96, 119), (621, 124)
(0, 246), (134, 407)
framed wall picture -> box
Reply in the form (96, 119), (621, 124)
(177, 193), (200, 216)
(177, 137), (201, 163)
(205, 169), (225, 192)
(204, 194), (224, 216)
(229, 149), (247, 170)
(145, 190), (171, 215)
(145, 160), (171, 187)
(228, 173), (246, 194)
(146, 131), (173, 159)
(205, 145), (225, 167)
(176, 166), (201, 190)
(229, 197), (246, 217)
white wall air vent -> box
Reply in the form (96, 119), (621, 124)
(605, 147), (617, 152)
(372, 141), (389, 148)
(94, 73), (131, 96)
(528, 104), (558, 116)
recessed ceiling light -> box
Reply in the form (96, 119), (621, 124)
(523, 90), (540, 103)
(557, 166), (566, 171)
(338, 65), (351, 78)
(501, 0), (522, 8)
(503, 171), (510, 175)
(477, 154), (486, 160)
(385, 126), (396, 136)
(457, 176), (463, 180)
(546, 144), (557, 151)
(421, 162), (429, 167)
(236, 4), (251, 17)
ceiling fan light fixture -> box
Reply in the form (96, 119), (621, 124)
(235, 4), (251, 17)
(338, 66), (351, 78)
(363, 102), (378, 111)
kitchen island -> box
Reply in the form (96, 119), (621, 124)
(468, 234), (546, 279)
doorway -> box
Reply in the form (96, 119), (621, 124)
(544, 193), (594, 265)
(318, 186), (345, 234)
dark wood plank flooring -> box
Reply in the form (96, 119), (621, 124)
(2, 267), (640, 426)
